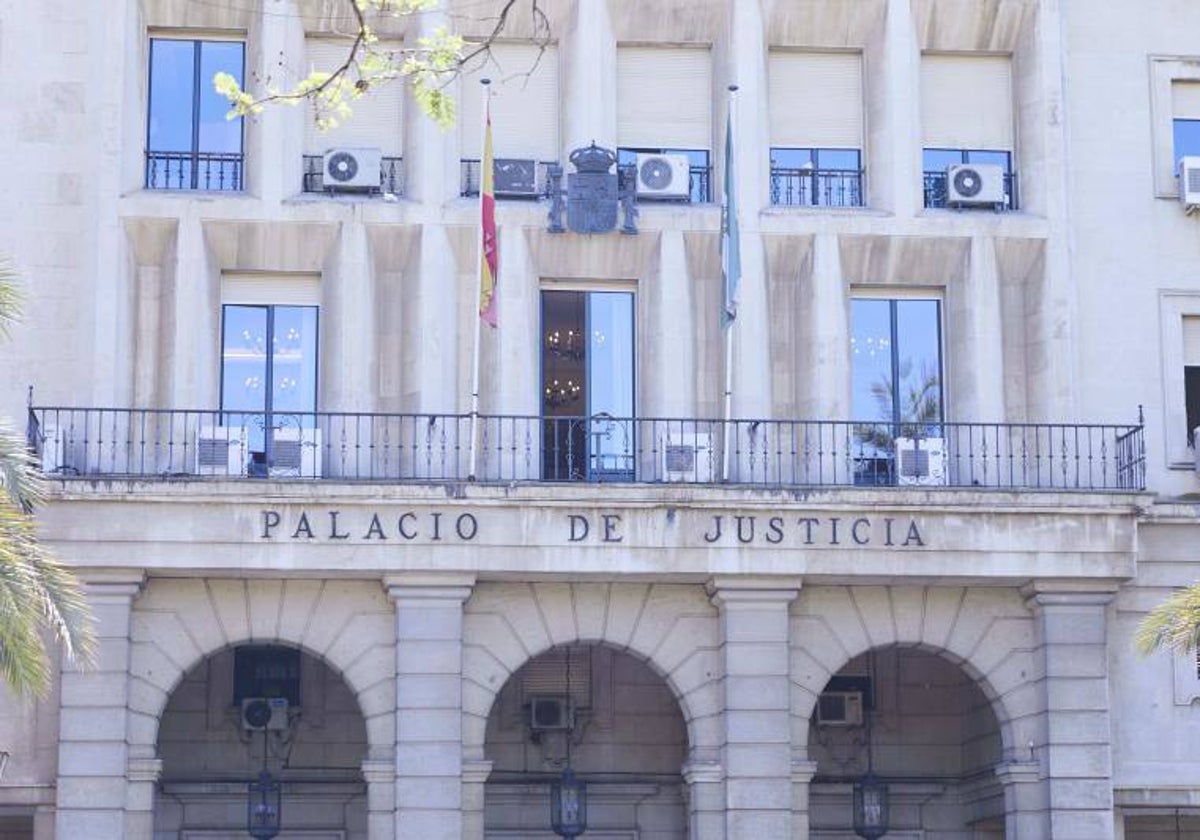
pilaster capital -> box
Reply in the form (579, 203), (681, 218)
(790, 759), (820, 785)
(127, 756), (162, 784)
(1021, 579), (1119, 611)
(681, 759), (723, 785)
(462, 759), (494, 785)
(993, 760), (1041, 786)
(82, 568), (147, 601)
(706, 576), (802, 609)
(384, 573), (476, 605)
(361, 758), (396, 784)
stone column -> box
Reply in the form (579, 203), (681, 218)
(362, 758), (396, 840)
(54, 570), (145, 839)
(562, 0), (616, 152)
(996, 760), (1044, 838)
(386, 573), (475, 840)
(708, 577), (801, 839)
(682, 754), (724, 840)
(876, 0), (921, 218)
(461, 758), (493, 840)
(1024, 583), (1118, 840)
(124, 756), (162, 840)
(790, 757), (819, 837)
(404, 2), (456, 206)
(950, 236), (1006, 422)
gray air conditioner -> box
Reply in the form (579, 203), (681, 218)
(660, 431), (715, 483)
(528, 696), (574, 731)
(1180, 157), (1200, 213)
(241, 697), (289, 731)
(635, 153), (690, 199)
(493, 158), (540, 197)
(816, 690), (864, 726)
(269, 426), (322, 478)
(946, 163), (1006, 209)
(895, 437), (946, 486)
(196, 426), (247, 476)
(323, 147), (382, 191)
(1193, 426), (1200, 473)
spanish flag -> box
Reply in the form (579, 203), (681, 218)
(478, 100), (498, 327)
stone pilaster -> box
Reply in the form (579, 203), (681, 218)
(996, 760), (1044, 839)
(461, 758), (493, 840)
(708, 577), (801, 840)
(54, 570), (145, 839)
(386, 573), (475, 840)
(682, 754), (724, 840)
(1025, 582), (1119, 840)
(124, 756), (162, 840)
(362, 758), (397, 840)
(790, 757), (819, 838)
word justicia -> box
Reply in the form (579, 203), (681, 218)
(700, 514), (925, 547)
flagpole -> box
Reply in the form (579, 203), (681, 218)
(722, 84), (738, 483)
(467, 77), (491, 481)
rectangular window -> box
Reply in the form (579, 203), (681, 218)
(541, 289), (635, 482)
(146, 37), (245, 190)
(233, 645), (301, 707)
(1184, 316), (1200, 445)
(617, 46), (712, 202)
(220, 302), (319, 476)
(458, 43), (560, 198)
(768, 50), (864, 207)
(851, 298), (943, 485)
(302, 37), (405, 194)
(1173, 81), (1200, 164)
(920, 54), (1015, 209)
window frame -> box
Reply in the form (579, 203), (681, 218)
(616, 147), (711, 203)
(921, 147), (1017, 210)
(145, 34), (246, 191)
(1149, 57), (1200, 198)
(769, 146), (865, 207)
(1159, 290), (1200, 469)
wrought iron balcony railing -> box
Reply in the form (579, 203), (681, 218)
(145, 151), (244, 191)
(302, 155), (404, 195)
(770, 168), (865, 207)
(923, 170), (1019, 210)
(460, 159), (558, 199)
(27, 408), (1145, 492)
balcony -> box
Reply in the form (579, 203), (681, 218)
(28, 407), (1145, 492)
(145, 151), (244, 191)
(770, 167), (865, 207)
(460, 159), (558, 199)
(302, 155), (404, 195)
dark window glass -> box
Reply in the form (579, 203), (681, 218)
(233, 645), (301, 706)
(541, 289), (635, 481)
(617, 147), (710, 202)
(147, 38), (244, 189)
(220, 304), (319, 471)
(1186, 366), (1200, 445)
(1175, 119), (1200, 164)
(769, 147), (864, 206)
(851, 299), (943, 482)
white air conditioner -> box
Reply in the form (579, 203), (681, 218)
(196, 426), (247, 476)
(493, 158), (540, 197)
(1193, 426), (1200, 473)
(1180, 157), (1200, 213)
(946, 163), (1006, 208)
(529, 696), (574, 731)
(270, 426), (322, 478)
(38, 424), (66, 475)
(241, 697), (290, 731)
(661, 431), (715, 483)
(816, 690), (864, 727)
(323, 147), (382, 191)
(635, 153), (690, 199)
(895, 436), (946, 486)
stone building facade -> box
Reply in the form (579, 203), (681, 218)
(0, 1), (1198, 838)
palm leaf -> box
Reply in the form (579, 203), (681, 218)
(1135, 584), (1200, 655)
(0, 255), (22, 342)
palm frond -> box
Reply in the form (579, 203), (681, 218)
(0, 510), (52, 695)
(0, 255), (23, 342)
(0, 421), (44, 510)
(1135, 584), (1200, 655)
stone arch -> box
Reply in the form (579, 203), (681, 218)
(790, 585), (1039, 757)
(126, 578), (397, 761)
(461, 581), (723, 760)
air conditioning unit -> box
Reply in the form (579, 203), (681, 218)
(323, 147), (382, 191)
(946, 163), (1006, 208)
(1180, 157), (1200, 213)
(241, 697), (290, 731)
(635, 153), (690, 199)
(817, 690), (864, 727)
(493, 158), (540, 197)
(661, 432), (715, 483)
(1193, 426), (1200, 473)
(38, 424), (66, 475)
(529, 696), (574, 731)
(269, 426), (322, 478)
(196, 426), (247, 476)
(895, 437), (946, 486)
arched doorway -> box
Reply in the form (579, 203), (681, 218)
(807, 646), (1005, 839)
(483, 643), (689, 838)
(153, 643), (369, 839)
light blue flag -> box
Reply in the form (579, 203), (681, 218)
(721, 108), (741, 329)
